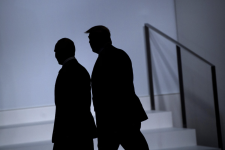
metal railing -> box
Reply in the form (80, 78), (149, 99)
(144, 23), (223, 150)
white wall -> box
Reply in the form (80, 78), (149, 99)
(0, 0), (178, 110)
(175, 0), (225, 148)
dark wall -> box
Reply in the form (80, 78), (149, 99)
(175, 0), (225, 148)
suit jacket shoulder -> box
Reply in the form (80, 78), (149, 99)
(92, 45), (148, 123)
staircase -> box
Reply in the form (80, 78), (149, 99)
(0, 106), (220, 150)
(94, 110), (220, 150)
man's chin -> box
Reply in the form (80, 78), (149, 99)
(57, 61), (63, 65)
(92, 50), (98, 54)
(92, 48), (100, 54)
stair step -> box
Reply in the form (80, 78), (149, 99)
(0, 122), (196, 149)
(0, 123), (53, 147)
(115, 146), (220, 150)
(93, 127), (197, 150)
(141, 111), (173, 130)
(151, 146), (220, 150)
(93, 110), (173, 130)
(0, 140), (216, 150)
(0, 141), (53, 150)
(141, 127), (197, 149)
(0, 141), (219, 150)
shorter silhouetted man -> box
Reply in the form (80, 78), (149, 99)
(52, 38), (97, 150)
(86, 26), (149, 150)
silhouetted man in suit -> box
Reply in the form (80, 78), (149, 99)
(52, 38), (97, 150)
(85, 26), (149, 150)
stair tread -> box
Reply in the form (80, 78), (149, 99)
(145, 110), (171, 113)
(0, 141), (219, 150)
(152, 145), (220, 150)
(0, 110), (170, 128)
(141, 127), (195, 133)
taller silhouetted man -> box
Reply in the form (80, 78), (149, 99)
(85, 26), (149, 150)
(52, 38), (97, 150)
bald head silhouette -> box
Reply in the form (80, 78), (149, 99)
(54, 38), (75, 65)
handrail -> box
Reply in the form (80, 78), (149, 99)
(145, 23), (214, 66)
(144, 23), (223, 150)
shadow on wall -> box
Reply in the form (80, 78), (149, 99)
(152, 33), (178, 82)
(185, 86), (218, 147)
(182, 58), (218, 147)
(145, 29), (179, 95)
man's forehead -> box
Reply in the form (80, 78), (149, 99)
(88, 34), (95, 39)
(88, 32), (102, 38)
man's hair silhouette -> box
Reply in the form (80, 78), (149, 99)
(85, 25), (112, 44)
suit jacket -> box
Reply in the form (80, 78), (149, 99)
(52, 58), (97, 143)
(91, 44), (148, 130)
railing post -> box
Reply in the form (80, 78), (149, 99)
(211, 66), (223, 150)
(176, 46), (187, 128)
(144, 25), (155, 110)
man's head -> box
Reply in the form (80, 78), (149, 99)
(54, 38), (75, 65)
(85, 25), (112, 53)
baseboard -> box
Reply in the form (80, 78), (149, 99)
(0, 106), (55, 128)
(0, 96), (153, 128)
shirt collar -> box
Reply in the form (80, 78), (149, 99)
(62, 57), (75, 66)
